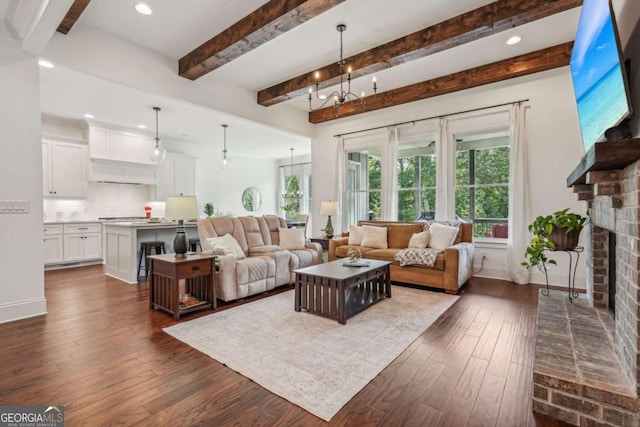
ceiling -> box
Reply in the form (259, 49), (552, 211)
(17, 1), (583, 158)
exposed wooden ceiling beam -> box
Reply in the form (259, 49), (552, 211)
(179, 0), (345, 81)
(308, 42), (573, 124)
(56, 0), (90, 34)
(259, 0), (582, 107)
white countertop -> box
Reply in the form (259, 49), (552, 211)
(44, 220), (199, 227)
(44, 220), (103, 224)
(103, 221), (198, 228)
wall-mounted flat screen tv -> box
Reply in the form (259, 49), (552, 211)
(570, 0), (632, 151)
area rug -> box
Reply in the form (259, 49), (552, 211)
(164, 285), (458, 421)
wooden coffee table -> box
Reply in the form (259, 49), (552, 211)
(293, 259), (391, 324)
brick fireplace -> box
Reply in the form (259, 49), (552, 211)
(532, 140), (640, 426)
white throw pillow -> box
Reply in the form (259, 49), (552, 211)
(279, 227), (306, 250)
(360, 225), (388, 249)
(408, 230), (430, 248)
(206, 234), (246, 259)
(428, 223), (459, 251)
(348, 225), (365, 245)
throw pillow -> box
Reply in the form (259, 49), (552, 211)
(360, 225), (388, 249)
(348, 225), (365, 245)
(428, 223), (459, 251)
(206, 234), (246, 259)
(408, 230), (430, 248)
(278, 227), (306, 250)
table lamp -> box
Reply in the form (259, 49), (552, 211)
(165, 196), (199, 257)
(320, 201), (339, 238)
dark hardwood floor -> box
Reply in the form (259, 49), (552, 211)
(0, 265), (571, 426)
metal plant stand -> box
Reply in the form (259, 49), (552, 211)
(541, 246), (583, 302)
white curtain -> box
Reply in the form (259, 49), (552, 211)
(381, 126), (399, 220)
(335, 136), (346, 232)
(278, 166), (286, 217)
(435, 117), (454, 220)
(507, 103), (531, 284)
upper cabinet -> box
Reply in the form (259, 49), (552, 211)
(155, 153), (196, 200)
(42, 139), (87, 198)
(89, 127), (109, 159)
(88, 126), (157, 166)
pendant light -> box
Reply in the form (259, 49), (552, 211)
(220, 124), (231, 170)
(149, 106), (166, 162)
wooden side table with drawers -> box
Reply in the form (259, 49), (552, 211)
(147, 253), (217, 320)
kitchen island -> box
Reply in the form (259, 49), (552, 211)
(104, 221), (199, 284)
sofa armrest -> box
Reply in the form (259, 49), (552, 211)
(443, 242), (474, 292)
(216, 254), (239, 301)
(304, 241), (322, 254)
(328, 237), (349, 261)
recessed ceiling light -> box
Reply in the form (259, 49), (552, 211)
(318, 94), (327, 100)
(506, 35), (522, 45)
(38, 60), (54, 68)
(83, 113), (95, 119)
(137, 124), (146, 129)
(135, 3), (152, 15)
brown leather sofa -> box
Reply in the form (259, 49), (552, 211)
(329, 220), (474, 294)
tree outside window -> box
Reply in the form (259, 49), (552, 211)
(455, 132), (509, 238)
(282, 175), (301, 220)
(397, 142), (436, 222)
(346, 151), (381, 223)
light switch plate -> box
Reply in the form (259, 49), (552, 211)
(0, 200), (29, 214)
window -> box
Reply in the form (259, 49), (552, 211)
(397, 141), (437, 221)
(454, 131), (509, 238)
(281, 162), (311, 221)
(282, 175), (301, 220)
(346, 150), (381, 224)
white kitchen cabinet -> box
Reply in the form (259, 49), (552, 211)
(43, 225), (63, 264)
(62, 223), (102, 262)
(89, 126), (110, 159)
(88, 126), (158, 166)
(42, 140), (87, 197)
(110, 130), (142, 163)
(155, 154), (196, 200)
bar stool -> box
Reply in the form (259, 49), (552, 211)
(189, 238), (201, 252)
(137, 241), (166, 279)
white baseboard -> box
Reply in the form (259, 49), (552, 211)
(473, 266), (510, 281)
(0, 297), (47, 324)
(471, 267), (586, 290)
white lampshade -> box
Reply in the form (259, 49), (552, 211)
(165, 196), (199, 220)
(320, 201), (339, 216)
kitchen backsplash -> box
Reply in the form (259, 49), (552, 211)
(44, 182), (165, 221)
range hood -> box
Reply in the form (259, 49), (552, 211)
(87, 159), (156, 185)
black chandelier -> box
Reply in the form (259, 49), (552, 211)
(308, 24), (377, 116)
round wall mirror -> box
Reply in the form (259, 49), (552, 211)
(242, 187), (262, 211)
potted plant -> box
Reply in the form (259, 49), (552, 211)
(203, 202), (214, 217)
(522, 208), (588, 270)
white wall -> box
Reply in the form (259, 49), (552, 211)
(310, 67), (589, 288)
(164, 140), (279, 217)
(0, 56), (47, 323)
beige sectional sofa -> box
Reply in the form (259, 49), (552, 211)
(329, 220), (474, 294)
(197, 215), (322, 302)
